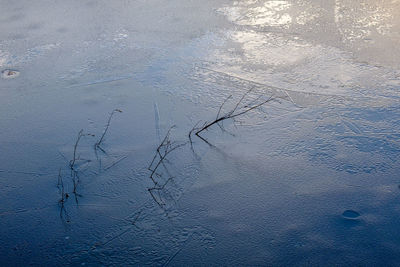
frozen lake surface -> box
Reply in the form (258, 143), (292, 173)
(1, 0), (400, 265)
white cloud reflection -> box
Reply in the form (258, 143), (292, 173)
(335, 0), (396, 43)
(218, 0), (292, 28)
(203, 0), (400, 97)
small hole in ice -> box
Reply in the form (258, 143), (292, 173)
(1, 69), (20, 79)
(342, 210), (360, 219)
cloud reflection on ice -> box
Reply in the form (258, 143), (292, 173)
(218, 0), (292, 27)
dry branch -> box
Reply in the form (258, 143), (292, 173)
(148, 126), (186, 207)
(190, 88), (275, 145)
(57, 168), (70, 222)
(68, 129), (94, 203)
(69, 129), (94, 170)
(95, 109), (122, 153)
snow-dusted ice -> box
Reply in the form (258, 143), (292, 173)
(1, 0), (400, 265)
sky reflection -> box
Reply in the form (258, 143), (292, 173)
(219, 0), (292, 27)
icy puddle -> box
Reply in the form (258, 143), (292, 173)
(1, 0), (400, 266)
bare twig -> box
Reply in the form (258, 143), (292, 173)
(68, 129), (94, 203)
(216, 95), (232, 120)
(71, 170), (82, 203)
(188, 121), (202, 148)
(190, 88), (275, 145)
(69, 129), (83, 170)
(162, 232), (194, 267)
(95, 109), (122, 152)
(57, 168), (63, 190)
(103, 155), (128, 171)
(147, 126), (186, 207)
(69, 129), (94, 171)
(148, 126), (186, 183)
(57, 168), (70, 222)
(148, 176), (175, 207)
